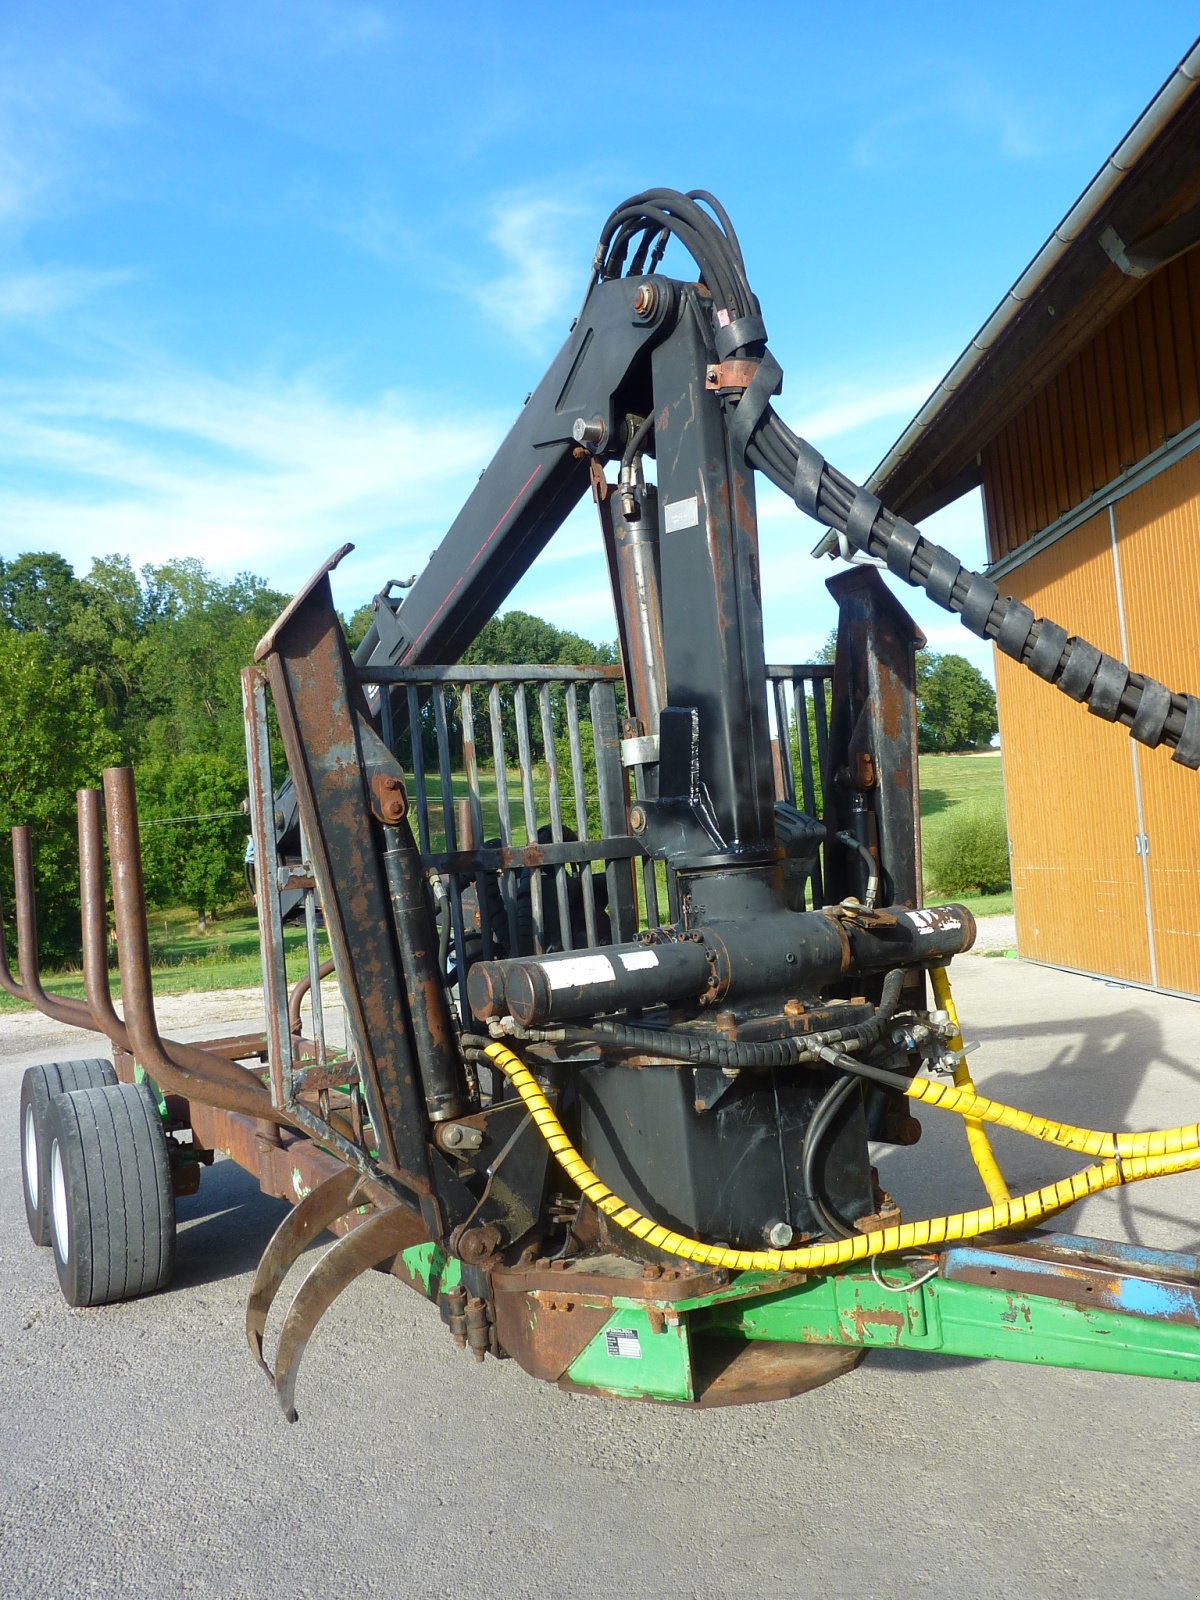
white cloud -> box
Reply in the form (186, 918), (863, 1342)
(783, 376), (943, 451)
(852, 73), (1042, 172)
(470, 191), (589, 347)
(303, 2), (393, 55)
(0, 57), (136, 230)
(0, 360), (506, 614)
(0, 267), (136, 320)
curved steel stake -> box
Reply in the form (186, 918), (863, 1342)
(273, 1204), (421, 1422)
(246, 1165), (363, 1376)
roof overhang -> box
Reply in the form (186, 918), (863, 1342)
(868, 42), (1200, 525)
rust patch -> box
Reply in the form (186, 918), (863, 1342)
(850, 1302), (905, 1342)
(369, 773), (408, 824)
(492, 1289), (611, 1381)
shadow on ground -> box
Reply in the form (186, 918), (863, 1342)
(171, 1157), (292, 1290)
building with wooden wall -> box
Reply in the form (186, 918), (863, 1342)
(870, 43), (1200, 996)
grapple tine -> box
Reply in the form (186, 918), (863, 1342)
(246, 1165), (363, 1375)
(272, 1204), (422, 1423)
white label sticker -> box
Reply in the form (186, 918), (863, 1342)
(906, 908), (961, 934)
(606, 1328), (642, 1359)
(543, 954), (616, 990)
(619, 950), (659, 972)
(664, 495), (699, 533)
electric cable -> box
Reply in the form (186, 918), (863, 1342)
(871, 1256), (940, 1292)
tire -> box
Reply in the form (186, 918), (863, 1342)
(20, 1058), (117, 1247)
(45, 1082), (176, 1307)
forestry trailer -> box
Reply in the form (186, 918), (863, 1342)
(10, 190), (1200, 1415)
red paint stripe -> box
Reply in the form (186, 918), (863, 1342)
(407, 463), (544, 658)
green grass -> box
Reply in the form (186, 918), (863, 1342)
(1, 754), (1011, 1015)
(0, 902), (329, 1014)
(919, 751), (1012, 917)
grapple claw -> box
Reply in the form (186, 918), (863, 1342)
(246, 1165), (362, 1375)
(272, 1204), (424, 1422)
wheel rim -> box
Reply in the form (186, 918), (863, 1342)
(50, 1138), (70, 1261)
(22, 1102), (39, 1210)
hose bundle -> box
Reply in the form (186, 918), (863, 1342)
(483, 1038), (1200, 1275)
(591, 190), (1200, 768)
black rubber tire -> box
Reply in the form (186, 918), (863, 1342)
(20, 1058), (117, 1247)
(45, 1082), (176, 1307)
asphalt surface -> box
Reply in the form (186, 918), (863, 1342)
(3, 953), (1200, 1599)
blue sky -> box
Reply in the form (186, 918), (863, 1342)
(1, 3), (1196, 677)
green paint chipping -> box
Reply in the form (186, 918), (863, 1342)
(291, 1168), (311, 1200)
(562, 1263), (1200, 1397)
(702, 1269), (1200, 1382)
(132, 1062), (168, 1119)
(566, 1309), (694, 1402)
(401, 1241), (461, 1300)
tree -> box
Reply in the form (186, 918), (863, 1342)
(63, 555), (151, 737)
(137, 754), (250, 931)
(0, 552), (86, 647)
(0, 631), (118, 962)
(462, 611), (618, 670)
(455, 611), (618, 767)
(915, 652), (998, 753)
(136, 560), (289, 768)
(344, 601), (375, 652)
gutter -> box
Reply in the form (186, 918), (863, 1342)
(867, 40), (1200, 501)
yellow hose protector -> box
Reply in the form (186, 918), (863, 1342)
(482, 1040), (1200, 1274)
(929, 964), (1011, 1204)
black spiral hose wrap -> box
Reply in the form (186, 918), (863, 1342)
(593, 191), (1200, 771)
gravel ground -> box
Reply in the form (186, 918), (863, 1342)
(968, 912), (1016, 951)
(2, 949), (1199, 1599)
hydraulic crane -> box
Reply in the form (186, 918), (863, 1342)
(11, 190), (1200, 1414)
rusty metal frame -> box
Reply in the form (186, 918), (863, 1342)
(251, 550), (437, 1199)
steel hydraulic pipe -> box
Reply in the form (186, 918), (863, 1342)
(101, 768), (291, 1124)
(469, 903), (976, 1028)
(382, 828), (467, 1120)
(611, 486), (666, 741)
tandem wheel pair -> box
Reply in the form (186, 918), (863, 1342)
(19, 1058), (176, 1307)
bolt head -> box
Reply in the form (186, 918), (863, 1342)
(766, 1220), (794, 1249)
(571, 415), (606, 446)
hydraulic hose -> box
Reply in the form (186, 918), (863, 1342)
(591, 189), (1200, 770)
(736, 379), (1200, 769)
(801, 1072), (861, 1240)
(504, 967), (910, 1070)
(481, 1040), (1200, 1274)
(839, 1056), (1200, 1161)
(929, 964), (1010, 1204)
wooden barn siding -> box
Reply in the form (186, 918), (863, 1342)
(993, 512), (1151, 985)
(1111, 452), (1200, 995)
(982, 250), (1200, 561)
